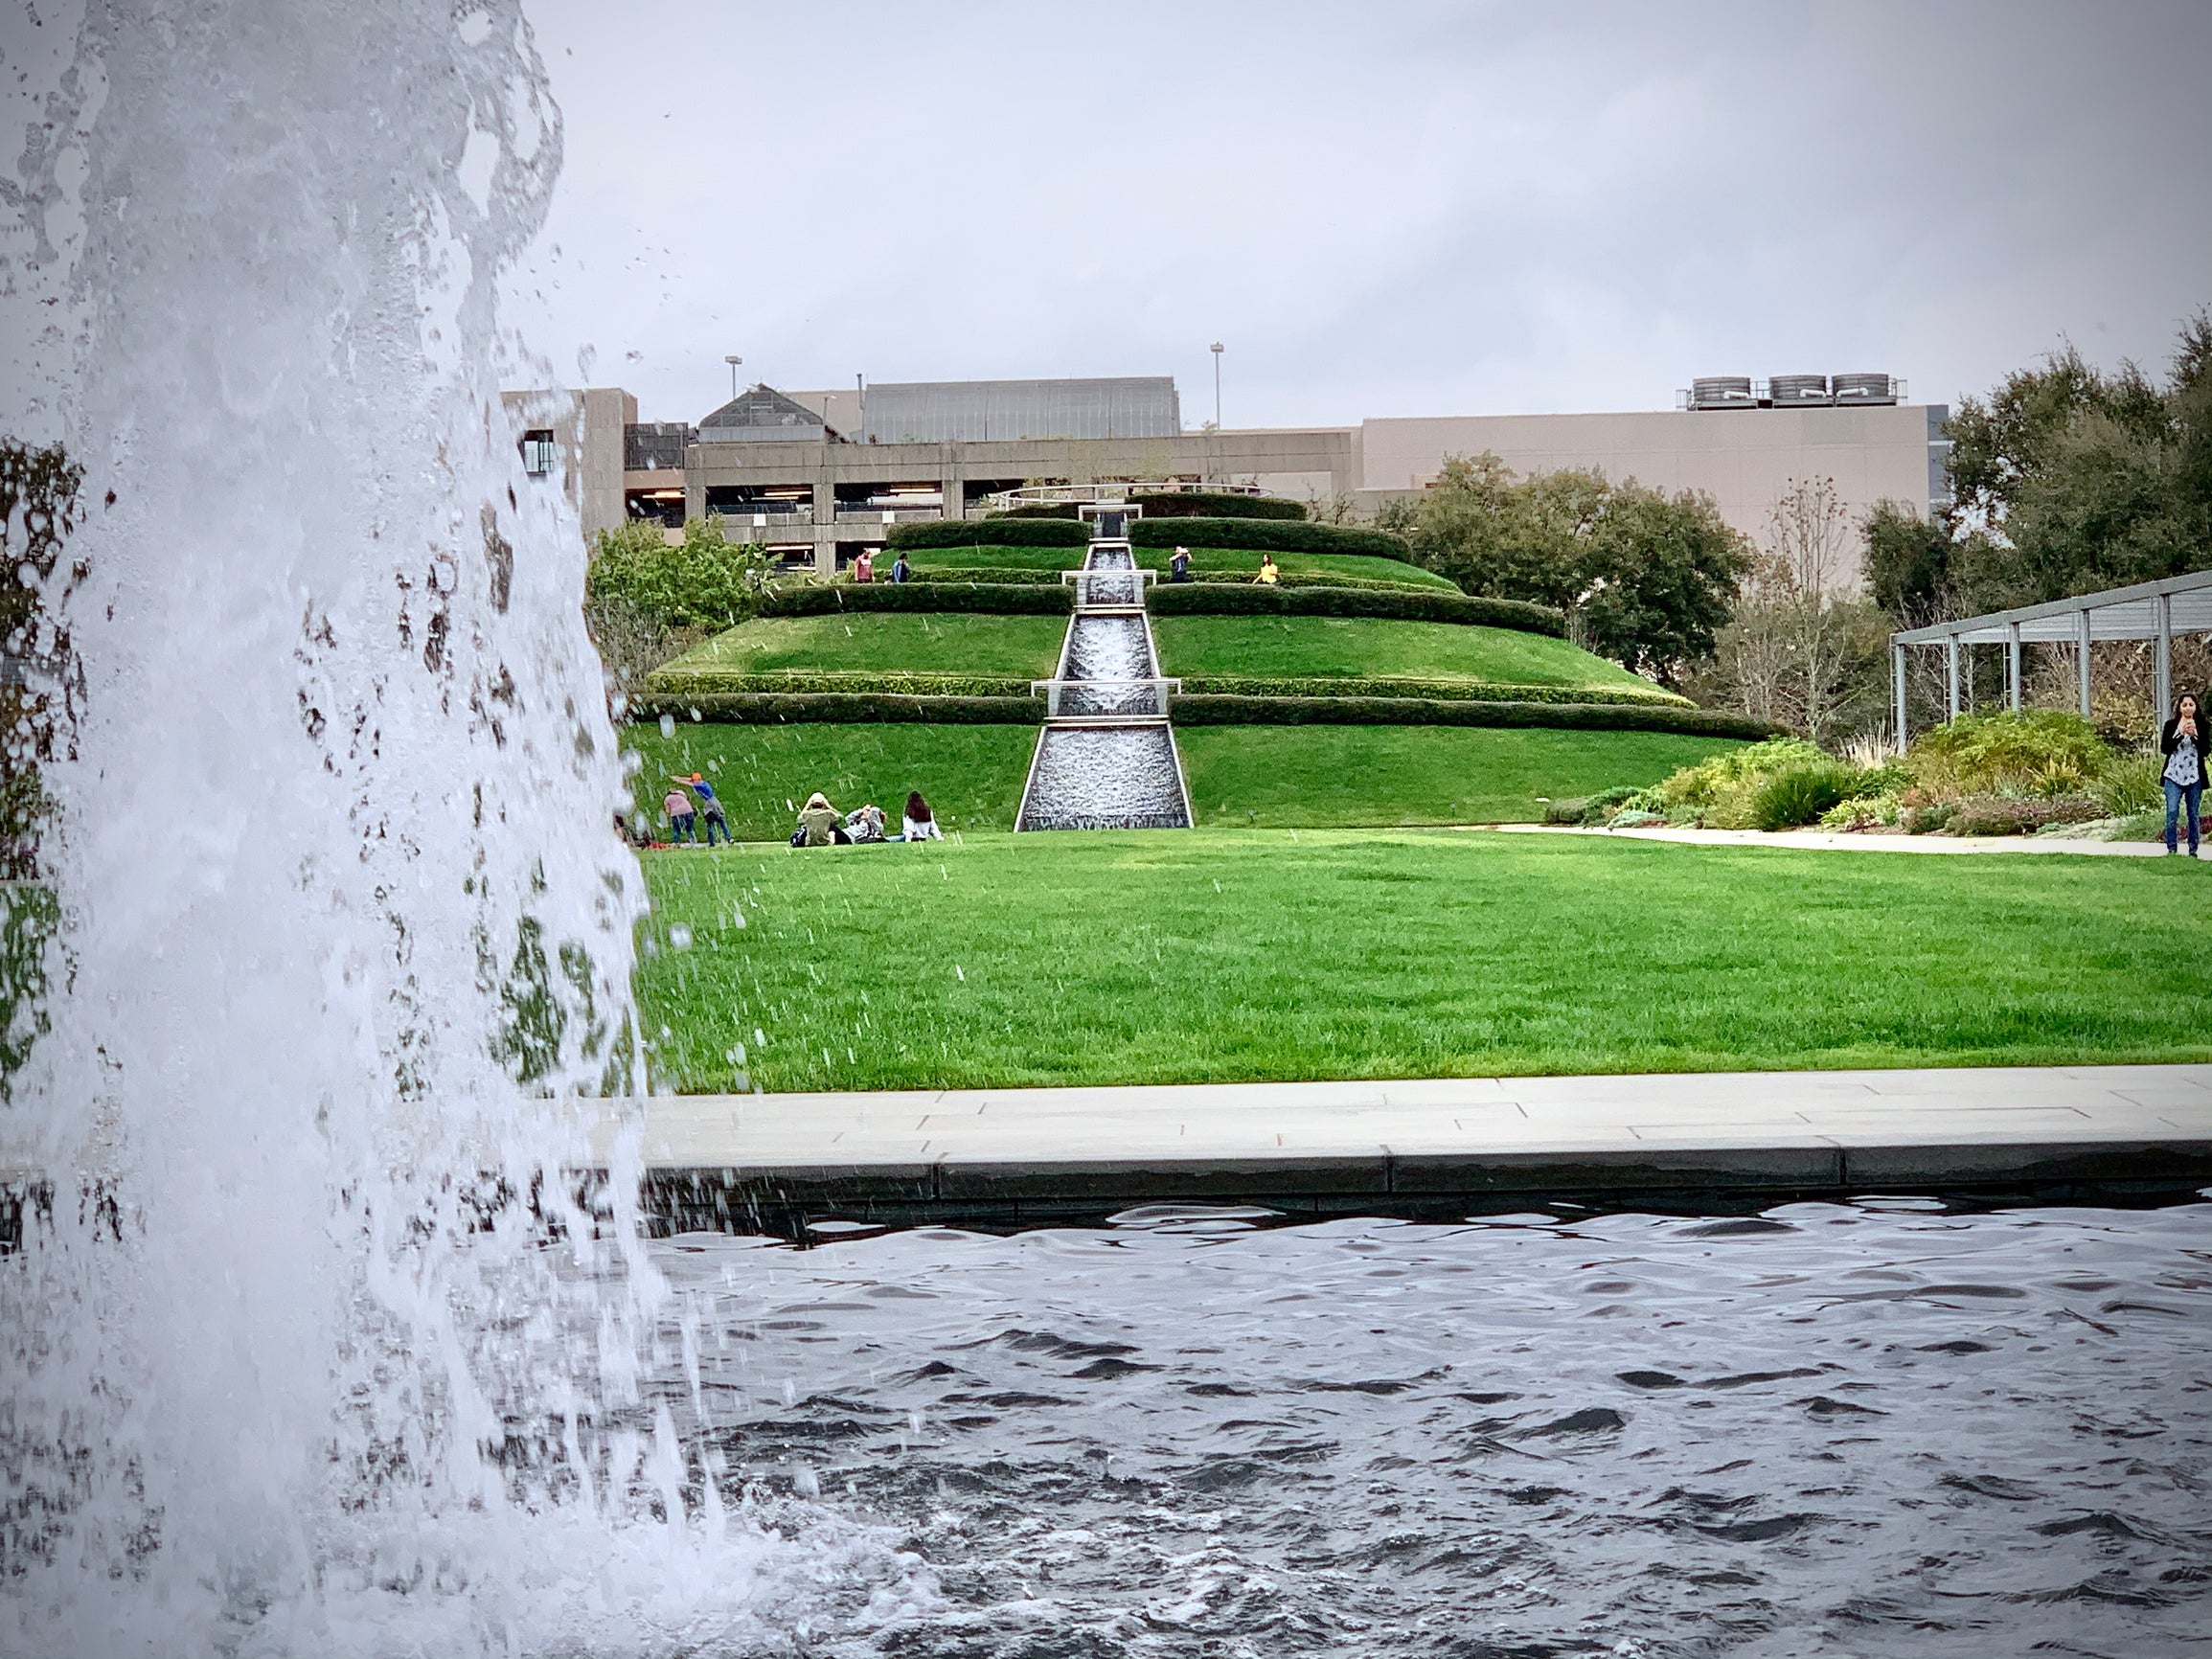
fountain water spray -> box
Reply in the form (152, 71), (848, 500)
(0, 3), (925, 1651)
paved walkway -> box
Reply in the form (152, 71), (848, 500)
(613, 1065), (2212, 1225)
(1493, 824), (2171, 856)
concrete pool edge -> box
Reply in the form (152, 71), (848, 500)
(601, 1063), (2212, 1232)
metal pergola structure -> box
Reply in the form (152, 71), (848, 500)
(1890, 568), (2212, 741)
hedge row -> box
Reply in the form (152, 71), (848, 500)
(905, 566), (1065, 585)
(1129, 491), (1306, 521)
(1129, 517), (1411, 558)
(888, 517), (1089, 551)
(1149, 581), (1564, 634)
(646, 669), (1037, 698)
(1170, 697), (1782, 739)
(634, 693), (1042, 726)
(1177, 676), (1688, 708)
(761, 581), (1071, 618)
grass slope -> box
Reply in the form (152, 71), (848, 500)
(635, 830), (2212, 1092)
(621, 722), (1731, 839)
(659, 612), (1064, 677)
(1156, 616), (1659, 691)
(904, 544), (1459, 591)
(1178, 727), (1740, 827)
(625, 721), (1037, 841)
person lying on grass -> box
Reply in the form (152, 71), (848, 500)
(845, 803), (888, 844)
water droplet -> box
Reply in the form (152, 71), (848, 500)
(667, 924), (692, 950)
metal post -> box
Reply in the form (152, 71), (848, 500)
(2155, 592), (2173, 721)
(1210, 341), (1223, 428)
(2077, 605), (2092, 720)
(2007, 621), (2021, 713)
(1892, 643), (1908, 751)
(1946, 634), (1960, 721)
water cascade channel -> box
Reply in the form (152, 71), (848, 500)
(1014, 510), (1195, 830)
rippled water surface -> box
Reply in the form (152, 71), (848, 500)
(651, 1200), (2212, 1657)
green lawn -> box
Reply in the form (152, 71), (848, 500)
(622, 722), (1737, 839)
(657, 612), (1065, 677)
(1156, 615), (1662, 691)
(634, 830), (2212, 1093)
(624, 722), (1038, 841)
(1178, 727), (1740, 827)
(905, 544), (1459, 590)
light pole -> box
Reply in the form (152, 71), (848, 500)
(723, 354), (742, 400)
(1209, 342), (1223, 429)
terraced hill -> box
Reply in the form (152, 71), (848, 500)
(627, 500), (1767, 839)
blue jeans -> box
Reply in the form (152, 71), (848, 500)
(671, 812), (696, 844)
(2166, 778), (2203, 852)
(702, 810), (730, 846)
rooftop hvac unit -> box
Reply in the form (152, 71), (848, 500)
(1690, 375), (1757, 410)
(1768, 374), (1831, 406)
(1831, 372), (1898, 405)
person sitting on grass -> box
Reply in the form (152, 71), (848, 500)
(902, 790), (943, 842)
(663, 785), (696, 846)
(678, 771), (731, 846)
(845, 802), (887, 843)
(1254, 553), (1280, 586)
(2161, 691), (2205, 858)
(796, 791), (845, 847)
(1170, 545), (1192, 583)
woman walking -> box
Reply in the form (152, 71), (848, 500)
(2162, 692), (2205, 857)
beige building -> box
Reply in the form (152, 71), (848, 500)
(515, 375), (1947, 582)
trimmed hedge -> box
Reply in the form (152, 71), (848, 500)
(646, 670), (1036, 699)
(1177, 676), (1688, 709)
(1148, 580), (1564, 635)
(633, 692), (1042, 725)
(761, 582), (1070, 618)
(903, 566), (1065, 586)
(1170, 696), (1781, 739)
(1130, 491), (1306, 521)
(1129, 517), (1411, 558)
(991, 503), (1082, 520)
(888, 517), (1089, 551)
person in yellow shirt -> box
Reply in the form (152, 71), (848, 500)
(1255, 554), (1280, 586)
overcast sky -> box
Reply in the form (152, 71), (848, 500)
(505, 0), (2212, 430)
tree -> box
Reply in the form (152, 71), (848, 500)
(1399, 452), (1747, 684)
(1695, 478), (1891, 745)
(1933, 309), (2212, 613)
(1862, 499), (1951, 624)
(582, 516), (769, 703)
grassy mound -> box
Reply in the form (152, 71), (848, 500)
(655, 612), (1065, 679)
(1154, 616), (1662, 693)
(623, 721), (1740, 841)
(902, 544), (1458, 592)
(634, 829), (2212, 1092)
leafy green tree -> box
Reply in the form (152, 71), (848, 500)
(1862, 499), (1953, 623)
(585, 514), (767, 632)
(1402, 452), (1747, 683)
(1934, 310), (2212, 612)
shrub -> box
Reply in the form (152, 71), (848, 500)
(1544, 798), (1589, 825)
(1130, 490), (1306, 521)
(888, 517), (1090, 550)
(1608, 809), (1669, 829)
(760, 582), (1070, 618)
(1148, 581), (1566, 636)
(1818, 794), (1903, 831)
(2092, 749), (2164, 817)
(1904, 709), (2111, 798)
(1578, 785), (1644, 826)
(1167, 696), (1779, 739)
(1175, 676), (1685, 708)
(1128, 517), (1413, 558)
(1749, 766), (1856, 831)
(1643, 737), (1832, 828)
(587, 517), (769, 631)
(902, 566), (1064, 585)
(989, 503), (1082, 519)
(1943, 794), (2108, 837)
(645, 669), (1036, 699)
(630, 692), (1041, 725)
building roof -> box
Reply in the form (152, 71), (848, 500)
(698, 383), (840, 441)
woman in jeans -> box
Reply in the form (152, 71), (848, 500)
(2161, 692), (2205, 856)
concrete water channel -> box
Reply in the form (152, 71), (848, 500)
(1013, 505), (1193, 831)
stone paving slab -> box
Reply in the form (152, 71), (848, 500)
(605, 1065), (2212, 1225)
